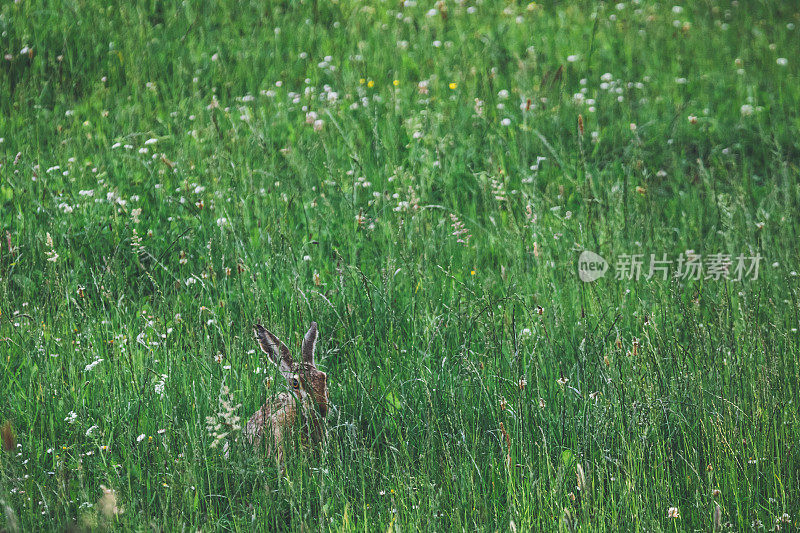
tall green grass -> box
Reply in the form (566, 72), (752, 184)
(1, 0), (799, 530)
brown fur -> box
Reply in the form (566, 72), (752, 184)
(244, 322), (328, 467)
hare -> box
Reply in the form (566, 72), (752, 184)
(244, 321), (329, 467)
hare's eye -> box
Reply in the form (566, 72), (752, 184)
(292, 378), (300, 390)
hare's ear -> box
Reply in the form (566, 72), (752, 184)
(254, 324), (294, 375)
(301, 322), (318, 365)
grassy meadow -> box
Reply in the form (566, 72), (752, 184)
(1, 0), (800, 530)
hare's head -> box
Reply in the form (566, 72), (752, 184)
(253, 321), (329, 417)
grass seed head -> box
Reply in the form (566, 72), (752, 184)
(576, 463), (587, 493)
(1, 420), (16, 452)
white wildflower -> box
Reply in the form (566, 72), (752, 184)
(154, 374), (167, 398)
(84, 358), (104, 372)
(45, 232), (59, 262)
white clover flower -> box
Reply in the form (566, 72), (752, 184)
(65, 411), (78, 424)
